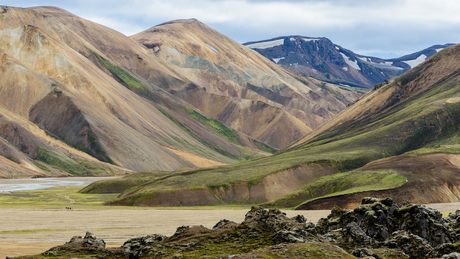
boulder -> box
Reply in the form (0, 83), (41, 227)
(351, 247), (409, 258)
(394, 201), (455, 246)
(384, 230), (435, 258)
(213, 219), (237, 229)
(123, 234), (166, 253)
(242, 206), (317, 243)
(42, 231), (108, 256)
(339, 222), (373, 249)
(316, 197), (458, 249)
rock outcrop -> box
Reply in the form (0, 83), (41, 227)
(42, 231), (106, 257)
(316, 197), (460, 258)
(16, 198), (460, 258)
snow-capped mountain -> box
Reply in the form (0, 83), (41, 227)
(244, 36), (453, 88)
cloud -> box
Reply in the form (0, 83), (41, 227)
(4, 0), (460, 58)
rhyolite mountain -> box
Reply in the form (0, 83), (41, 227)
(89, 43), (460, 210)
(244, 36), (454, 88)
(0, 6), (360, 178)
(131, 20), (362, 149)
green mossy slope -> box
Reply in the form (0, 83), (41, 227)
(263, 169), (406, 208)
(87, 44), (460, 207)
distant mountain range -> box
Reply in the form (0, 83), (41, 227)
(244, 36), (454, 88)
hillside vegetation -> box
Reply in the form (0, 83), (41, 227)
(86, 43), (460, 209)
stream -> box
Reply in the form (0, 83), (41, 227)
(0, 177), (118, 192)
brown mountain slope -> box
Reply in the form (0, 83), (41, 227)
(131, 19), (360, 148)
(0, 48), (131, 177)
(0, 8), (190, 172)
(0, 6), (283, 177)
(96, 43), (460, 208)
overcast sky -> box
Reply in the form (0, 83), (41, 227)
(4, 0), (460, 58)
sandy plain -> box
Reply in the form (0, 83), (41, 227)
(2, 203), (460, 258)
(0, 208), (330, 258)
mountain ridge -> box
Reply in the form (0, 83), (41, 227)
(244, 35), (454, 88)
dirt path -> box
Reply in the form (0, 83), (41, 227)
(56, 193), (75, 203)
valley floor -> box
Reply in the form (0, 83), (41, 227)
(0, 208), (331, 258)
(2, 183), (459, 258)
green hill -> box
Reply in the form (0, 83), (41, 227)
(82, 43), (460, 209)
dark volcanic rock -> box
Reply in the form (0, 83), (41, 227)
(212, 219), (237, 229)
(442, 252), (460, 258)
(394, 201), (455, 246)
(316, 197), (458, 249)
(384, 230), (435, 258)
(340, 222), (373, 249)
(243, 206), (318, 244)
(351, 247), (409, 258)
(291, 214), (307, 224)
(123, 234), (166, 254)
(42, 231), (111, 257)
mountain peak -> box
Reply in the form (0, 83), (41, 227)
(245, 35), (454, 88)
(155, 18), (205, 28)
(26, 6), (74, 15)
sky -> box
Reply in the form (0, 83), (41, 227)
(4, 0), (460, 59)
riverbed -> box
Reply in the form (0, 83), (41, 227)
(0, 177), (118, 192)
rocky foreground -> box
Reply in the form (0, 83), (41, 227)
(11, 197), (460, 258)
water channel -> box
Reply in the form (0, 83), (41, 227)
(0, 177), (118, 192)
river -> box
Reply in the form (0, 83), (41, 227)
(0, 177), (118, 192)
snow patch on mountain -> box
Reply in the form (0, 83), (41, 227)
(357, 57), (404, 70)
(273, 57), (285, 64)
(403, 54), (427, 68)
(340, 53), (360, 70)
(246, 39), (284, 49)
(301, 38), (319, 43)
(206, 44), (220, 56)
